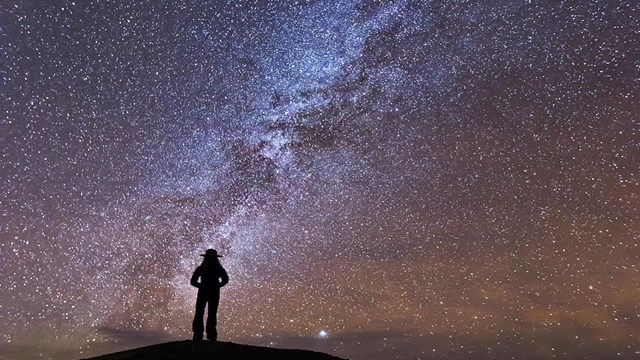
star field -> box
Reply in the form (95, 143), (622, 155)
(1, 1), (639, 359)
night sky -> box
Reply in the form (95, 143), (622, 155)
(1, 1), (639, 359)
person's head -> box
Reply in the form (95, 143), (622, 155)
(200, 249), (223, 266)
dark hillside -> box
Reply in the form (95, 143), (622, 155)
(81, 340), (346, 360)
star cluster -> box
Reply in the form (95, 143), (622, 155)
(1, 1), (638, 359)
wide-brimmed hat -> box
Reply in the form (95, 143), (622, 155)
(200, 249), (223, 257)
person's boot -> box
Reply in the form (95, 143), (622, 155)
(193, 333), (203, 341)
(207, 331), (217, 342)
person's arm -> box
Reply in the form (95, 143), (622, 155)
(219, 267), (229, 287)
(190, 267), (201, 288)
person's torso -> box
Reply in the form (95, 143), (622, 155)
(198, 265), (224, 290)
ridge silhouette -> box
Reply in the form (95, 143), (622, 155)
(80, 340), (346, 360)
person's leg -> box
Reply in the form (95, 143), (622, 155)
(192, 291), (207, 340)
(205, 291), (220, 341)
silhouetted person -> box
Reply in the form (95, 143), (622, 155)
(191, 249), (229, 341)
